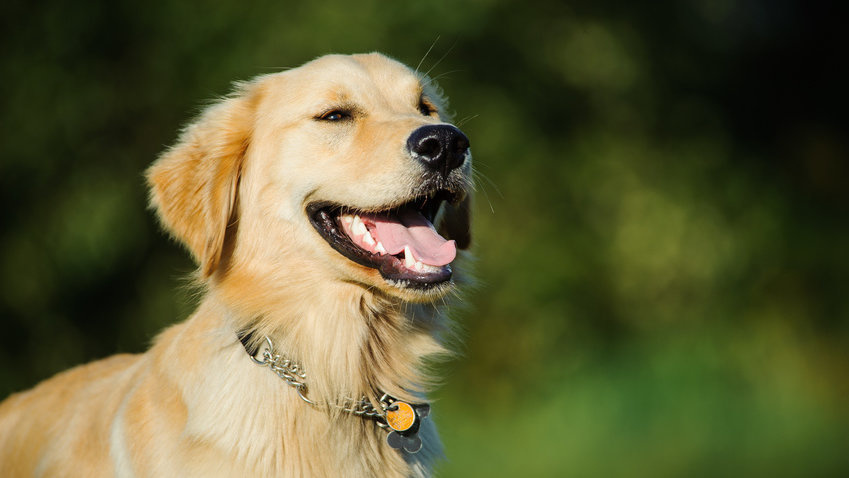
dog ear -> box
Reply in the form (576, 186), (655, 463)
(147, 85), (257, 278)
(438, 195), (472, 250)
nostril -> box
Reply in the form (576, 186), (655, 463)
(452, 136), (470, 155)
(416, 137), (442, 160)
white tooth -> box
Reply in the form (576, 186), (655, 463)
(362, 229), (375, 245)
(342, 215), (353, 225)
(375, 241), (387, 254)
(352, 215), (367, 235)
(415, 261), (423, 271)
(404, 246), (415, 268)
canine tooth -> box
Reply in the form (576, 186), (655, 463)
(375, 241), (387, 254)
(362, 229), (375, 246)
(352, 215), (367, 235)
(414, 261), (423, 271)
(404, 246), (415, 268)
(342, 215), (353, 225)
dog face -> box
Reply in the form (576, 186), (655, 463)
(148, 54), (472, 302)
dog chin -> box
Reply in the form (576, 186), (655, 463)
(380, 276), (455, 302)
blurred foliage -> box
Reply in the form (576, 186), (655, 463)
(2, 0), (848, 476)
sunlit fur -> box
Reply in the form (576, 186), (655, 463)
(0, 53), (472, 477)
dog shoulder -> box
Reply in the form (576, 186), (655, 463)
(0, 353), (142, 475)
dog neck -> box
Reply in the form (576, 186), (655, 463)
(210, 274), (449, 410)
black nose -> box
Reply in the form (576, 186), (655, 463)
(406, 125), (470, 177)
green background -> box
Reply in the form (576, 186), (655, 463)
(2, 1), (847, 476)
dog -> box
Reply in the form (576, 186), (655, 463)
(0, 53), (472, 477)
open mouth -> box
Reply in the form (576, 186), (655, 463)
(307, 189), (462, 289)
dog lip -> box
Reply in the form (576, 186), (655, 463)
(306, 193), (456, 288)
(306, 185), (463, 216)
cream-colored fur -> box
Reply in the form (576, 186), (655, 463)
(0, 53), (472, 477)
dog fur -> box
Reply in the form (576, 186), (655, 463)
(0, 53), (472, 477)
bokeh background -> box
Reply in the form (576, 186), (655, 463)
(2, 1), (847, 476)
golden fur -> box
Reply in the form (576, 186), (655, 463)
(0, 53), (472, 477)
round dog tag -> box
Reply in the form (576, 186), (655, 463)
(403, 435), (423, 453)
(385, 401), (416, 432)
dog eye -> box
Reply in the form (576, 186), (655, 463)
(418, 98), (436, 117)
(317, 109), (352, 122)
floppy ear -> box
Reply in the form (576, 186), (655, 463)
(438, 195), (472, 250)
(147, 85), (257, 278)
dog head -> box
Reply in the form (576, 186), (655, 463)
(147, 53), (472, 303)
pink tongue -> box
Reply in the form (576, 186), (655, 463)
(367, 209), (456, 266)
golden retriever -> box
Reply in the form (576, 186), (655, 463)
(0, 53), (472, 477)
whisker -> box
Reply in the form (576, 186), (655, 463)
(471, 169), (498, 214)
(424, 41), (457, 78)
(424, 69), (463, 85)
(416, 36), (441, 75)
(455, 114), (479, 127)
(472, 168), (503, 199)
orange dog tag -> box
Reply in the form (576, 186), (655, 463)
(385, 401), (416, 432)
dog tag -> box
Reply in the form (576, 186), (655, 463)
(382, 397), (430, 454)
(403, 435), (423, 453)
(385, 401), (416, 432)
(387, 430), (404, 449)
(414, 403), (430, 419)
(386, 431), (423, 454)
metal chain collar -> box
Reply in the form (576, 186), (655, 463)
(246, 335), (432, 453)
(248, 336), (388, 423)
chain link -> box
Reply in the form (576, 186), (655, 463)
(250, 336), (388, 423)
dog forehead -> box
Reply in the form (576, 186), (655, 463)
(260, 53), (423, 111)
(315, 53), (421, 89)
